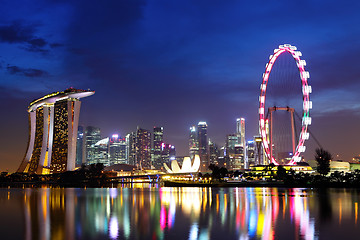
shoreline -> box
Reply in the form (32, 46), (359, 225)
(162, 180), (360, 188)
(1, 180), (360, 188)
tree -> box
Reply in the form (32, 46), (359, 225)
(315, 148), (332, 176)
(208, 164), (228, 180)
(219, 167), (228, 178)
(276, 165), (287, 180)
(208, 164), (220, 179)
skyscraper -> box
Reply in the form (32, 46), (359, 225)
(85, 126), (101, 165)
(236, 118), (246, 147)
(236, 118), (246, 168)
(17, 88), (94, 174)
(225, 134), (238, 155)
(135, 127), (151, 169)
(93, 137), (109, 166)
(189, 126), (199, 159)
(109, 134), (127, 165)
(126, 132), (136, 166)
(161, 143), (176, 164)
(198, 121), (209, 172)
(246, 140), (256, 168)
(152, 127), (164, 169)
(209, 139), (220, 165)
(225, 134), (244, 170)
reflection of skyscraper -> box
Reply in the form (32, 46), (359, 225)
(76, 126), (84, 167)
(189, 126), (198, 159)
(17, 88), (94, 174)
(152, 127), (164, 169)
(19, 186), (317, 240)
(85, 126), (101, 165)
(198, 122), (209, 172)
(136, 127), (151, 169)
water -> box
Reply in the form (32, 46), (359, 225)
(1, 186), (360, 240)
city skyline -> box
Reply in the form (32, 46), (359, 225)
(1, 0), (360, 172)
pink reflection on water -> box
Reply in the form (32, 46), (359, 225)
(160, 206), (166, 230)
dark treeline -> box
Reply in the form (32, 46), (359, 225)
(0, 163), (111, 187)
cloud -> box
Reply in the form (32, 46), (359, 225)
(50, 43), (64, 48)
(0, 21), (49, 52)
(6, 65), (49, 78)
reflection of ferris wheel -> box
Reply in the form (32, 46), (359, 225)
(259, 44), (312, 165)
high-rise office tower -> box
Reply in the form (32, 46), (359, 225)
(85, 126), (101, 165)
(209, 139), (220, 165)
(109, 134), (127, 165)
(17, 88), (94, 174)
(225, 134), (238, 155)
(225, 134), (244, 170)
(126, 132), (136, 166)
(152, 127), (164, 169)
(236, 118), (246, 168)
(197, 121), (209, 172)
(93, 137), (109, 166)
(76, 126), (84, 167)
(189, 126), (199, 159)
(161, 143), (176, 163)
(246, 140), (256, 167)
(236, 118), (246, 147)
(136, 127), (151, 169)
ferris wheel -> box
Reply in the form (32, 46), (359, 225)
(259, 44), (312, 165)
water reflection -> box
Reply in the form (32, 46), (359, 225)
(1, 187), (360, 239)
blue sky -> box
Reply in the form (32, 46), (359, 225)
(1, 0), (360, 171)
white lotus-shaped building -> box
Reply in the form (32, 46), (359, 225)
(163, 155), (200, 173)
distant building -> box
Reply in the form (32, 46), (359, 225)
(198, 122), (209, 172)
(225, 134), (238, 154)
(17, 88), (94, 174)
(161, 143), (176, 164)
(246, 140), (256, 167)
(126, 132), (136, 166)
(189, 126), (198, 159)
(352, 156), (360, 163)
(164, 155), (200, 173)
(236, 118), (246, 168)
(236, 118), (246, 147)
(136, 127), (151, 169)
(94, 137), (109, 166)
(152, 127), (164, 169)
(85, 126), (101, 165)
(225, 134), (244, 169)
(109, 134), (127, 165)
(209, 139), (220, 165)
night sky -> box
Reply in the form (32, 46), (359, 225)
(1, 0), (360, 172)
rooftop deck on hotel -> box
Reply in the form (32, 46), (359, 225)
(28, 88), (95, 112)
